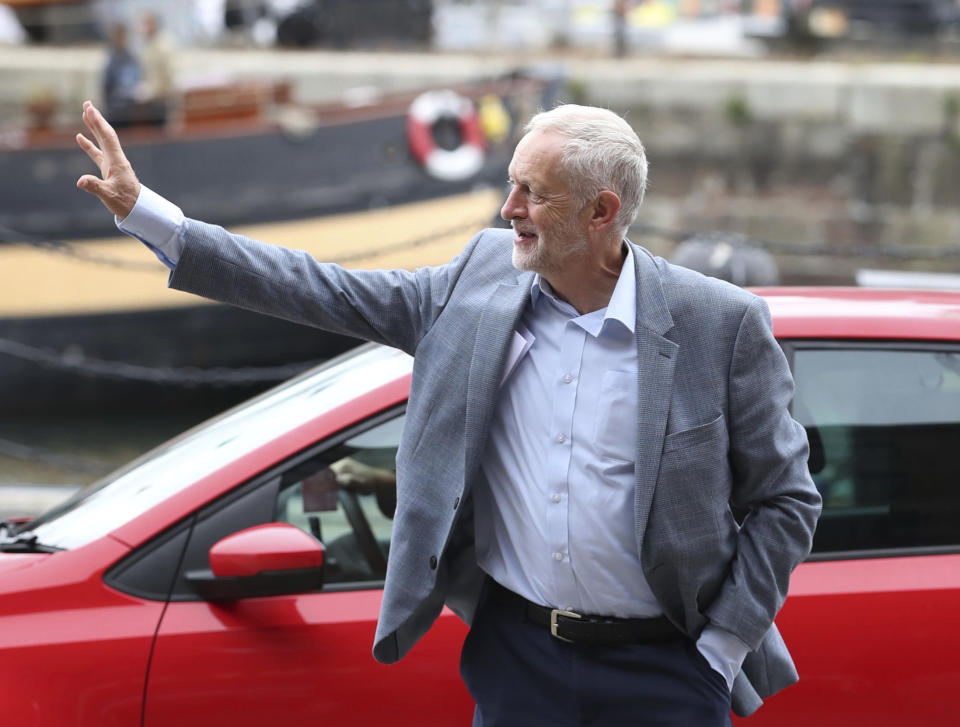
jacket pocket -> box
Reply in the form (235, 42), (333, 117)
(662, 414), (726, 454)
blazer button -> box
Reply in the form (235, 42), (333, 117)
(453, 496), (460, 510)
(429, 555), (438, 570)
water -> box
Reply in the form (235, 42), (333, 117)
(0, 408), (220, 516)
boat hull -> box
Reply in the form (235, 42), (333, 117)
(7, 112), (512, 240)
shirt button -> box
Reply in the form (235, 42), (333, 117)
(429, 555), (438, 569)
(556, 433), (565, 443)
(551, 493), (561, 503)
(553, 552), (564, 561)
(563, 374), (573, 384)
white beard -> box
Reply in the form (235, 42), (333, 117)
(511, 224), (589, 275)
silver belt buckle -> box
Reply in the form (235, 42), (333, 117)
(550, 608), (582, 642)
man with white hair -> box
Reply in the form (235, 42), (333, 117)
(76, 100), (820, 725)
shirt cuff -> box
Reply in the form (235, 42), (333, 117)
(115, 184), (185, 270)
(696, 625), (751, 692)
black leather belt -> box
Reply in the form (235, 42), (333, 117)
(489, 580), (680, 646)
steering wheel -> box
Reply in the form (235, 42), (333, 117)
(337, 489), (388, 576)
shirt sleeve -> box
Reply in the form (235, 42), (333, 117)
(115, 184), (185, 270)
(697, 625), (751, 692)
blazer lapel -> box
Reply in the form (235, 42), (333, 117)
(463, 274), (533, 490)
(629, 244), (679, 542)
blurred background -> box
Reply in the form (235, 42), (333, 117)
(2, 0), (960, 517)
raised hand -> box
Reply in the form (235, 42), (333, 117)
(75, 101), (141, 219)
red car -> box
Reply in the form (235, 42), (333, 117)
(1, 287), (958, 726)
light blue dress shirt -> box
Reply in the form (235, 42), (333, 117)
(118, 186), (749, 690)
(477, 248), (666, 619)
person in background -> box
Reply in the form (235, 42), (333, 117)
(102, 23), (140, 128)
(139, 12), (175, 127)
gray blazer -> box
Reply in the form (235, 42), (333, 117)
(170, 222), (822, 717)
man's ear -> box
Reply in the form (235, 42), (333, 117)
(590, 190), (621, 229)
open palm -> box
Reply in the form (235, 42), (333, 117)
(75, 101), (141, 219)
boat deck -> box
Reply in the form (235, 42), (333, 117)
(0, 188), (502, 318)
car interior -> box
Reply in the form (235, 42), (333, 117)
(792, 346), (960, 556)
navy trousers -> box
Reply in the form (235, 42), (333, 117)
(460, 584), (732, 727)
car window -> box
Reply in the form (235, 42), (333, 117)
(112, 407), (406, 602)
(274, 414), (403, 585)
(791, 345), (960, 556)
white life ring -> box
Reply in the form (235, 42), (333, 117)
(406, 90), (486, 182)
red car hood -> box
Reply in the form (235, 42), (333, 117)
(0, 552), (48, 574)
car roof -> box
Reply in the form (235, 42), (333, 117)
(755, 287), (960, 342)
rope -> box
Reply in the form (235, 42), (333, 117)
(0, 435), (112, 476)
(0, 217), (498, 385)
(630, 222), (960, 261)
(0, 217), (495, 270)
(4, 217), (959, 268)
(0, 223), (164, 272)
(2, 215), (958, 386)
(0, 337), (320, 387)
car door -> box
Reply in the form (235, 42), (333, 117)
(740, 341), (960, 725)
(139, 407), (472, 727)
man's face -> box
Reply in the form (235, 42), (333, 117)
(142, 16), (157, 38)
(110, 25), (128, 49)
(501, 131), (590, 275)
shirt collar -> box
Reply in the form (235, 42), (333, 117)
(603, 244), (636, 334)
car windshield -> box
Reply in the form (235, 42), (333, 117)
(22, 345), (411, 551)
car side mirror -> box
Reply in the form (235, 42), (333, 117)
(186, 523), (325, 602)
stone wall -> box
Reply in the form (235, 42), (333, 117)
(574, 62), (960, 282)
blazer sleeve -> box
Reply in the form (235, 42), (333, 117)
(168, 218), (481, 356)
(705, 296), (822, 650)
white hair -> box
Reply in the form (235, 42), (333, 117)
(524, 104), (648, 235)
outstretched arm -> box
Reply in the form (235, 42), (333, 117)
(75, 100), (140, 219)
(73, 98), (489, 354)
